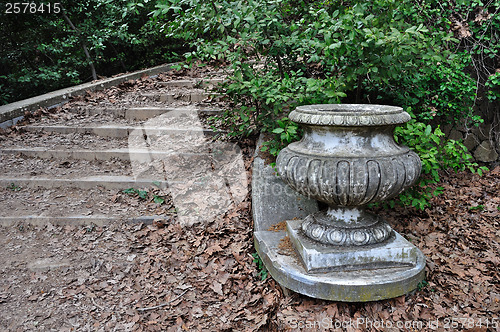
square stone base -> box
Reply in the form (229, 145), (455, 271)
(287, 219), (419, 273)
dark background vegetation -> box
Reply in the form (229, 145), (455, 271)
(0, 0), (186, 105)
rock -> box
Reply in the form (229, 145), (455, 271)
(252, 136), (318, 232)
(474, 141), (499, 162)
(472, 123), (492, 141)
(463, 133), (480, 151)
(448, 129), (463, 141)
(27, 258), (71, 272)
(441, 124), (453, 136)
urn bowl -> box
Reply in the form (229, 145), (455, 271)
(276, 104), (421, 207)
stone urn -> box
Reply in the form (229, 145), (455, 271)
(277, 104), (421, 247)
(253, 104), (426, 301)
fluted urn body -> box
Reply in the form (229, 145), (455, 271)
(276, 104), (421, 246)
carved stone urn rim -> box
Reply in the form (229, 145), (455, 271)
(289, 104), (410, 127)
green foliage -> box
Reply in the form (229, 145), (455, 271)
(123, 187), (166, 204)
(417, 279), (429, 292)
(251, 252), (268, 281)
(373, 53), (481, 125)
(6, 183), (21, 191)
(157, 0), (481, 119)
(86, 224), (97, 233)
(393, 118), (488, 210)
(485, 72), (500, 101)
(408, 0), (500, 108)
(0, 0), (184, 104)
(123, 187), (148, 199)
(0, 76), (12, 105)
(469, 205), (485, 211)
(153, 195), (165, 204)
(261, 117), (300, 157)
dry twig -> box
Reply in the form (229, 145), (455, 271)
(136, 288), (191, 312)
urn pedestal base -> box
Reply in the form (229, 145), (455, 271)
(254, 103), (427, 302)
(252, 131), (426, 302)
(254, 227), (426, 302)
(287, 219), (420, 273)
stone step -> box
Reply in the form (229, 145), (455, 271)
(0, 147), (212, 162)
(77, 106), (222, 121)
(0, 215), (161, 227)
(0, 184), (172, 225)
(0, 175), (176, 190)
(22, 124), (219, 138)
(0, 145), (240, 191)
(157, 78), (226, 89)
(0, 131), (129, 151)
(158, 79), (195, 88)
(140, 92), (221, 103)
(0, 152), (132, 178)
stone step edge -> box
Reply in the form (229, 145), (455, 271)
(140, 92), (222, 103)
(21, 125), (221, 138)
(157, 78), (226, 88)
(0, 215), (164, 227)
(0, 147), (220, 161)
(79, 106), (223, 118)
(0, 176), (202, 190)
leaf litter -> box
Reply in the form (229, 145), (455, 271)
(1, 160), (497, 331)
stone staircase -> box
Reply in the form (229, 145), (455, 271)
(0, 74), (247, 227)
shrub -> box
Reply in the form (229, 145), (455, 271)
(393, 118), (487, 210)
(153, 0), (493, 209)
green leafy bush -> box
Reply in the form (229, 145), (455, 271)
(156, 0), (489, 128)
(485, 72), (500, 101)
(151, 0), (495, 209)
(261, 117), (301, 158)
(393, 118), (487, 210)
(252, 252), (268, 281)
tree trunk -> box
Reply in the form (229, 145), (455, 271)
(60, 7), (97, 81)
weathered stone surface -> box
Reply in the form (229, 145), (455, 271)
(288, 104), (411, 126)
(141, 92), (219, 103)
(277, 148), (421, 206)
(287, 219), (420, 273)
(299, 208), (393, 246)
(22, 124), (218, 138)
(254, 105), (427, 301)
(0, 147), (213, 162)
(27, 258), (71, 272)
(252, 136), (318, 232)
(463, 133), (480, 151)
(448, 129), (464, 141)
(474, 141), (499, 162)
(0, 175), (177, 190)
(0, 63), (176, 126)
(276, 105), (421, 245)
(254, 229), (426, 302)
(0, 215), (161, 227)
(472, 123), (492, 141)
